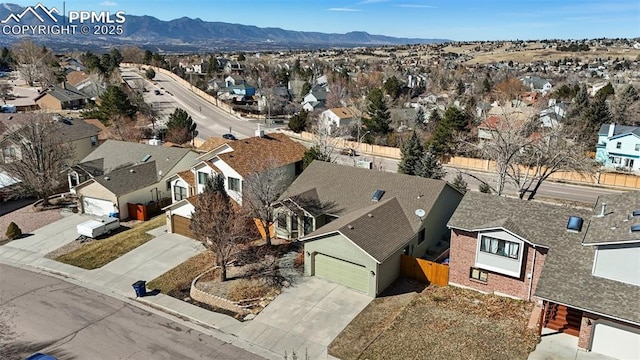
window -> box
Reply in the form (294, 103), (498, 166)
(174, 185), (187, 201)
(616, 142), (622, 149)
(291, 215), (298, 231)
(90, 135), (98, 147)
(277, 214), (286, 228)
(3, 146), (15, 158)
(197, 172), (208, 185)
(418, 228), (426, 244)
(480, 236), (520, 259)
(636, 144), (640, 151)
(303, 216), (313, 235)
(228, 177), (240, 192)
(470, 267), (488, 282)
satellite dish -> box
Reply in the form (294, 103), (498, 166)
(415, 209), (426, 218)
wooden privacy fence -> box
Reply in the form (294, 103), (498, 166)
(400, 255), (449, 286)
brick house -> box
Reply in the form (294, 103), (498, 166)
(447, 191), (640, 359)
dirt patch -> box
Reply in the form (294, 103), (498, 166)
(331, 285), (539, 360)
(329, 279), (426, 360)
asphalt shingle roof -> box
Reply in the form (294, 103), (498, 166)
(91, 161), (157, 196)
(280, 161), (456, 262)
(448, 191), (640, 325)
(35, 82), (87, 103)
(598, 124), (640, 137)
(582, 191), (640, 245)
(80, 140), (194, 181)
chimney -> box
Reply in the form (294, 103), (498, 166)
(607, 123), (615, 138)
(255, 124), (264, 138)
(598, 203), (607, 217)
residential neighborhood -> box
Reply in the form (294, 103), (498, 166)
(1, 8), (640, 360)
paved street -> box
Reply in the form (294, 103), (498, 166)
(120, 66), (263, 139)
(0, 264), (264, 360)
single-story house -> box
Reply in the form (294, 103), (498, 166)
(69, 140), (198, 219)
(35, 82), (89, 110)
(275, 161), (464, 297)
(447, 191), (640, 359)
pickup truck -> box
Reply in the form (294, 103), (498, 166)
(76, 217), (120, 238)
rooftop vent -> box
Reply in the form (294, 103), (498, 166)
(598, 203), (607, 217)
(633, 210), (640, 217)
(129, 169), (135, 173)
(347, 224), (354, 230)
(631, 224), (640, 233)
(371, 189), (385, 202)
(566, 216), (584, 233)
(141, 154), (151, 163)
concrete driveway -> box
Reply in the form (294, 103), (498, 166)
(235, 277), (372, 359)
(529, 329), (616, 360)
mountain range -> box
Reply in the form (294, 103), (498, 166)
(0, 3), (448, 51)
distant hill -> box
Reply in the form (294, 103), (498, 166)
(0, 3), (449, 51)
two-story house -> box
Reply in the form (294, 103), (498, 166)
(595, 123), (640, 173)
(319, 107), (361, 135)
(520, 76), (553, 94)
(163, 132), (307, 237)
(68, 140), (198, 219)
(273, 161), (464, 297)
(301, 85), (327, 112)
(447, 191), (640, 359)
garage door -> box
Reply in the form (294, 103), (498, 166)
(591, 322), (640, 359)
(171, 215), (194, 238)
(82, 197), (114, 216)
(314, 253), (369, 294)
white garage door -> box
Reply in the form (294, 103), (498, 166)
(82, 197), (114, 216)
(591, 322), (640, 359)
(314, 253), (369, 294)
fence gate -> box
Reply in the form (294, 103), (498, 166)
(400, 255), (449, 286)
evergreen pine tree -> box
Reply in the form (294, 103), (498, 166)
(450, 173), (468, 194)
(363, 88), (392, 137)
(414, 107), (425, 129)
(415, 146), (445, 179)
(398, 131), (424, 175)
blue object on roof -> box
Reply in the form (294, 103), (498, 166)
(25, 353), (58, 360)
(632, 209), (640, 217)
(631, 224), (640, 233)
(371, 189), (385, 202)
(566, 216), (584, 232)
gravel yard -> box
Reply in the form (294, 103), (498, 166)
(0, 203), (63, 241)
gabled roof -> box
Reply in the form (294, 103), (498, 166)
(176, 170), (195, 188)
(198, 137), (235, 152)
(213, 133), (306, 177)
(598, 124), (640, 137)
(35, 82), (87, 103)
(86, 161), (158, 196)
(79, 140), (194, 181)
(0, 114), (100, 143)
(582, 191), (640, 245)
(325, 107), (360, 119)
(303, 197), (415, 263)
(281, 161), (455, 234)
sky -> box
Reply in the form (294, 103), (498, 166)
(6, 0), (640, 40)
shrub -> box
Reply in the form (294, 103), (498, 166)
(6, 222), (22, 240)
(478, 183), (492, 194)
(145, 68), (156, 80)
(228, 279), (271, 301)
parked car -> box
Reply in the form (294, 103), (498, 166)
(222, 133), (237, 140)
(340, 148), (357, 156)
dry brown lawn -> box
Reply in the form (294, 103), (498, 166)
(330, 285), (539, 360)
(147, 251), (214, 296)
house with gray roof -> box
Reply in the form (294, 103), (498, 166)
(447, 191), (640, 359)
(595, 123), (640, 173)
(34, 82), (89, 110)
(70, 140), (198, 219)
(274, 161), (463, 297)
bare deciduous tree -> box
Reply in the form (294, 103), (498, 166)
(11, 40), (54, 87)
(242, 157), (290, 246)
(0, 114), (74, 206)
(190, 176), (253, 282)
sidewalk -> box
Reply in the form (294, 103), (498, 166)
(0, 216), (283, 360)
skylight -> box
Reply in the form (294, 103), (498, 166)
(566, 216), (584, 233)
(631, 224), (640, 233)
(141, 154), (151, 163)
(371, 189), (385, 202)
(633, 210), (640, 217)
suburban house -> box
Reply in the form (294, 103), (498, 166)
(520, 76), (553, 94)
(301, 85), (327, 112)
(0, 113), (100, 165)
(69, 140), (198, 219)
(274, 161), (464, 297)
(34, 82), (89, 110)
(163, 132), (307, 237)
(225, 75), (245, 87)
(225, 61), (245, 75)
(319, 107), (361, 134)
(447, 191), (640, 359)
(595, 123), (640, 173)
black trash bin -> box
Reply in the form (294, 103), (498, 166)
(132, 280), (146, 297)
